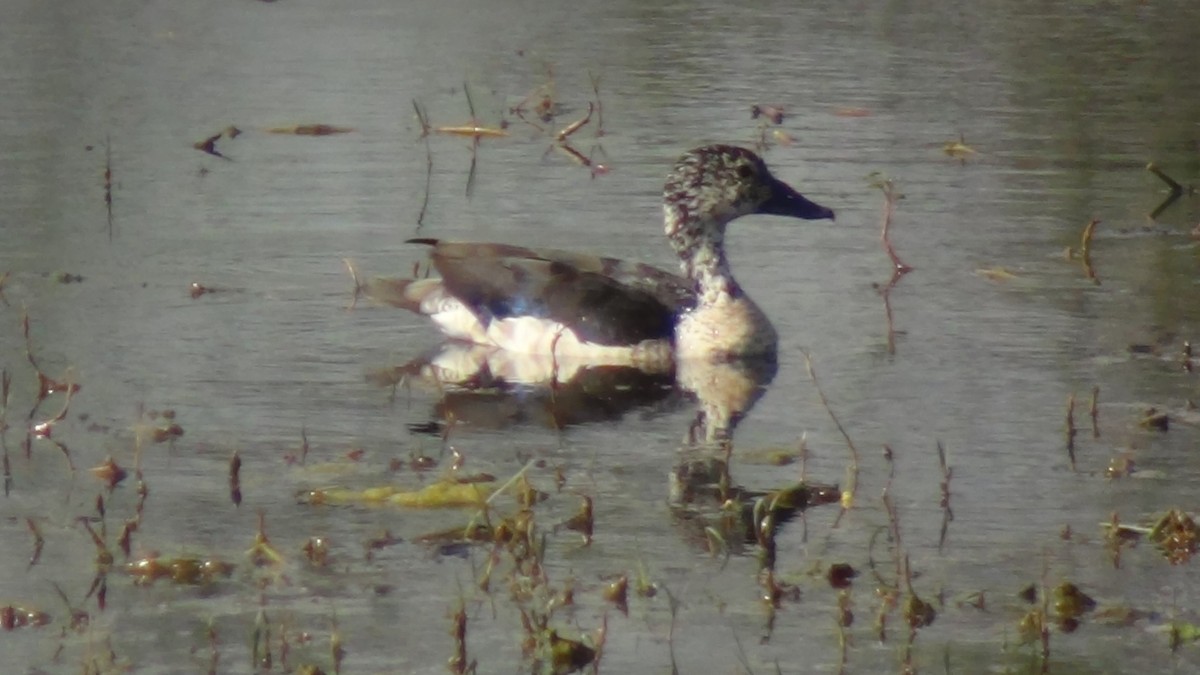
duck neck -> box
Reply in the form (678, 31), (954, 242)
(686, 235), (742, 306)
(665, 207), (742, 306)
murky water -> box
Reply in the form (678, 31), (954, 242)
(3, 0), (1200, 673)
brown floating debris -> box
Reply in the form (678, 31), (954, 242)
(1, 605), (52, 631)
(588, 70), (605, 136)
(560, 495), (594, 545)
(1068, 217), (1101, 283)
(266, 124), (355, 136)
(1147, 162), (1184, 195)
(869, 173), (913, 275)
(1139, 407), (1169, 432)
(942, 133), (977, 159)
(975, 267), (1017, 281)
(554, 102), (592, 142)
(117, 518), (136, 558)
(124, 556), (235, 585)
(1105, 454), (1135, 480)
(937, 441), (954, 550)
(247, 511), (284, 568)
(230, 450), (242, 507)
(26, 518), (44, 569)
(750, 104), (787, 125)
(190, 282), (215, 299)
(433, 124), (508, 138)
(904, 586), (937, 629)
(833, 107), (871, 117)
(602, 575), (628, 615)
(90, 457), (128, 490)
(302, 537), (329, 568)
(828, 563), (857, 589)
(193, 132), (228, 159)
(1054, 582), (1096, 632)
(1065, 393), (1077, 472)
(1149, 509), (1198, 564)
(545, 630), (596, 675)
(448, 599), (474, 675)
(552, 143), (610, 178)
(103, 134), (114, 239)
(1146, 163), (1194, 219)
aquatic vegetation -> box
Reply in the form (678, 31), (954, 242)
(89, 456), (127, 490)
(1149, 509), (1199, 564)
(298, 476), (496, 507)
(1139, 407), (1170, 431)
(0, 604), (52, 631)
(193, 131), (228, 159)
(124, 555), (235, 585)
(1145, 162), (1196, 219)
(975, 266), (1019, 281)
(941, 134), (977, 159)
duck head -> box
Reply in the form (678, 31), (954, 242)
(662, 145), (834, 278)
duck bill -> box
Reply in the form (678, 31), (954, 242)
(762, 178), (835, 221)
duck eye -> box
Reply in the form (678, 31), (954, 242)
(736, 164), (755, 179)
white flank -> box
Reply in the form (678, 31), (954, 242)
(411, 282), (671, 368)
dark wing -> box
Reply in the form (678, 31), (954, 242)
(410, 239), (696, 346)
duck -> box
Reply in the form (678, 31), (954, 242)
(361, 144), (834, 365)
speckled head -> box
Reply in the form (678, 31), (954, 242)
(662, 145), (834, 258)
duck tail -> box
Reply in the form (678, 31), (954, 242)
(363, 277), (442, 313)
(344, 257), (442, 313)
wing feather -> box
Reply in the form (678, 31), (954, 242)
(411, 239), (695, 346)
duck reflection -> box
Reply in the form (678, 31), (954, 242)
(369, 340), (778, 442)
(369, 344), (840, 564)
(368, 342), (684, 433)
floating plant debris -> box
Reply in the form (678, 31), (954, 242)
(189, 282), (216, 299)
(942, 134), (977, 159)
(124, 556), (235, 585)
(559, 495), (593, 545)
(544, 630), (596, 675)
(1105, 454), (1136, 479)
(265, 124), (354, 136)
(750, 104), (786, 125)
(89, 456), (127, 489)
(301, 536), (330, 568)
(1149, 509), (1198, 564)
(602, 575), (628, 615)
(975, 267), (1018, 281)
(229, 450), (242, 506)
(299, 476), (496, 508)
(833, 106), (871, 117)
(1139, 407), (1169, 431)
(246, 526), (284, 574)
(0, 605), (51, 631)
(193, 132), (227, 159)
(432, 124), (507, 138)
(828, 563), (858, 589)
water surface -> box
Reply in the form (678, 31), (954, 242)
(2, 1), (1200, 673)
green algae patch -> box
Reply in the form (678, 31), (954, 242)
(298, 476), (496, 508)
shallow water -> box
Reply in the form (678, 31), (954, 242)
(2, 0), (1200, 673)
